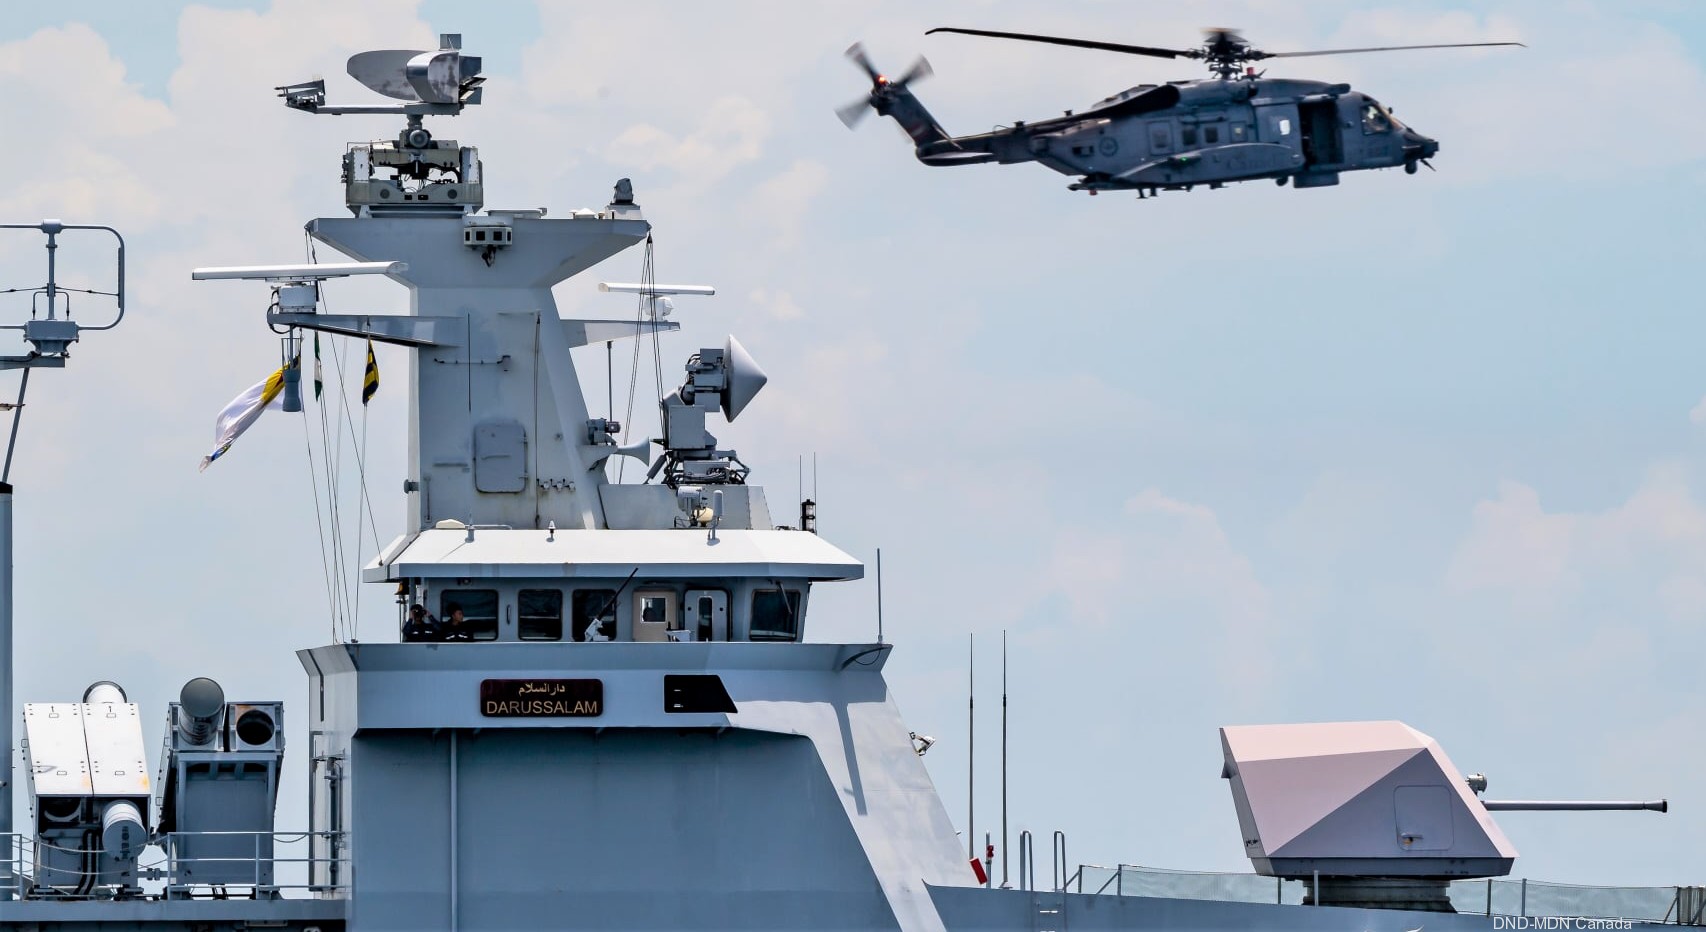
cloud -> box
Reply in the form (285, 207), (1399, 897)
(1446, 467), (1706, 623)
(752, 159), (831, 244)
(1030, 489), (1274, 693)
(605, 96), (771, 184)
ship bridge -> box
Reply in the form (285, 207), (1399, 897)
(367, 526), (862, 642)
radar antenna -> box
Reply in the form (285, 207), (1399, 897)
(277, 34), (488, 217)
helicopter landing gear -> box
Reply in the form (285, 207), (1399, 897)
(1275, 176), (1288, 186)
(1404, 160), (1419, 175)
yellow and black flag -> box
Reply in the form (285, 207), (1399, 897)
(361, 338), (379, 405)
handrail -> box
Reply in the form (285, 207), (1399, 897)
(0, 830), (348, 900)
(1063, 862), (1701, 925)
(1017, 830), (1034, 892)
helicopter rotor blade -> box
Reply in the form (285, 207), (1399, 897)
(1259, 40), (1525, 60)
(895, 55), (933, 87)
(926, 27), (1195, 60)
(836, 97), (873, 129)
(845, 42), (882, 81)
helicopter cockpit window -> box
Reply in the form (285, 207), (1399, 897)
(1362, 101), (1392, 134)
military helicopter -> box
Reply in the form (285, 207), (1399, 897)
(837, 27), (1522, 196)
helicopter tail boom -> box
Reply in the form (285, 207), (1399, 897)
(880, 86), (995, 166)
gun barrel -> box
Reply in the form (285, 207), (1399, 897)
(1482, 799), (1668, 813)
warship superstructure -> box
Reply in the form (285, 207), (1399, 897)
(0, 34), (1696, 932)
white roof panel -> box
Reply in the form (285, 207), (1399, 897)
(364, 527), (864, 582)
(83, 701), (151, 798)
(23, 703), (91, 797)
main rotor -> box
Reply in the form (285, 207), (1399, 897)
(927, 25), (1523, 79)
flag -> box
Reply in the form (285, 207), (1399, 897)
(362, 338), (379, 405)
(199, 357), (295, 472)
(313, 332), (323, 400)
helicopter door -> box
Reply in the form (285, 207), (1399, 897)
(1298, 99), (1343, 166)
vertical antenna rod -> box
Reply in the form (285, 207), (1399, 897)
(968, 632), (975, 860)
(1001, 629), (1009, 888)
(876, 548), (884, 644)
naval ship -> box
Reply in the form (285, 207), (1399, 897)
(0, 34), (1697, 932)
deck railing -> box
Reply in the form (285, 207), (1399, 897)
(1070, 863), (1706, 926)
(0, 830), (348, 900)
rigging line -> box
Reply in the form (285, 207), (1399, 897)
(305, 235), (348, 640)
(310, 242), (384, 625)
(645, 238), (665, 414)
(299, 398), (341, 643)
(327, 331), (357, 641)
(616, 239), (652, 483)
(353, 401), (370, 643)
(317, 354), (349, 642)
(311, 246), (354, 642)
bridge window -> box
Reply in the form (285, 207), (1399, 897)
(750, 589), (802, 642)
(1181, 125), (1198, 146)
(1204, 125), (1220, 144)
(518, 589), (563, 641)
(440, 589), (498, 641)
(572, 589), (617, 642)
(633, 589), (676, 642)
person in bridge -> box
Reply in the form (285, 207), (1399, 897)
(402, 604), (443, 642)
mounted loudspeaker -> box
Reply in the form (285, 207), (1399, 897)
(613, 439), (652, 466)
(722, 335), (768, 422)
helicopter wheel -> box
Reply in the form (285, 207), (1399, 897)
(1275, 176), (1288, 187)
(1404, 161), (1419, 175)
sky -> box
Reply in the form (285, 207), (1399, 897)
(1, 0), (1703, 892)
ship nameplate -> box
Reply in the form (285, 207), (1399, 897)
(480, 679), (603, 717)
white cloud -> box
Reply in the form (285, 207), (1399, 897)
(1446, 467), (1706, 623)
(605, 96), (771, 183)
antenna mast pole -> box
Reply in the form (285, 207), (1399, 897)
(1000, 629), (1009, 888)
(967, 633), (975, 860)
(875, 548), (884, 644)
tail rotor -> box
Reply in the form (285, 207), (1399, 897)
(837, 42), (932, 128)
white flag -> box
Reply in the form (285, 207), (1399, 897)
(199, 361), (291, 471)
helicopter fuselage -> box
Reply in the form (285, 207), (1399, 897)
(906, 77), (1438, 194)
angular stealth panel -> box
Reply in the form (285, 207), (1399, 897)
(1221, 721), (1516, 879)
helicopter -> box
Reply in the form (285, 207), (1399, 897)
(837, 27), (1522, 197)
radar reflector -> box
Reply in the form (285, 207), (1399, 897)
(347, 50), (428, 100)
(336, 34), (483, 107)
